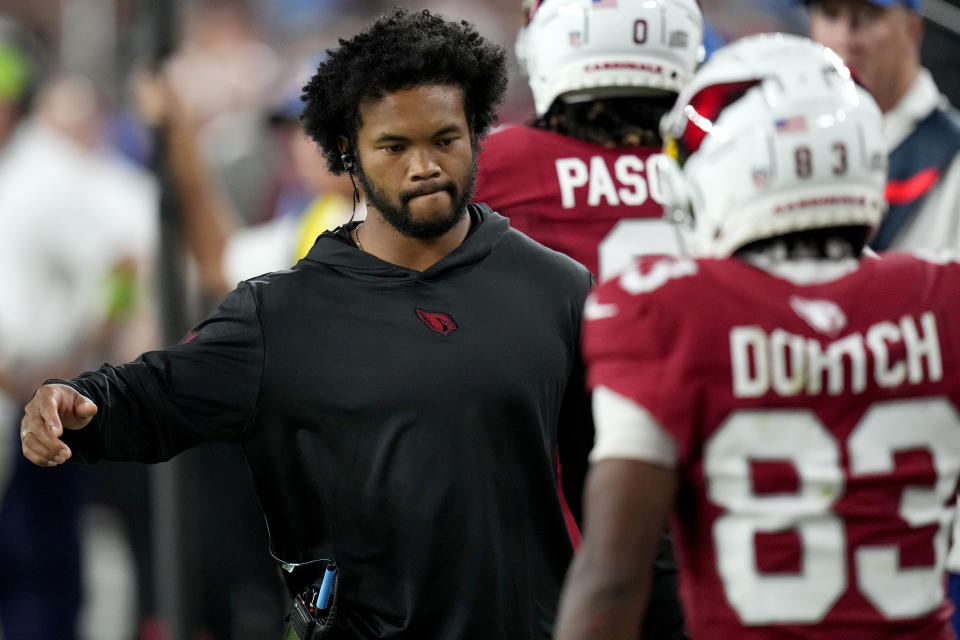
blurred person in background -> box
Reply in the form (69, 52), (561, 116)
(133, 7), (361, 638)
(804, 0), (960, 251)
(227, 65), (356, 287)
(0, 14), (158, 640)
(137, 9), (355, 636)
(0, 15), (39, 499)
(133, 47), (355, 640)
(166, 0), (283, 224)
(164, 0), (284, 226)
(699, 0), (808, 42)
(473, 2), (706, 636)
(138, 51), (355, 300)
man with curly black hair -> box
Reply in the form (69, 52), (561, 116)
(19, 8), (597, 639)
(299, 7), (508, 258)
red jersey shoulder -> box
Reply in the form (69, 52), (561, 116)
(585, 251), (960, 407)
(597, 251), (960, 334)
(585, 255), (703, 359)
(477, 125), (542, 166)
(594, 254), (702, 301)
(590, 255), (751, 311)
(832, 251), (960, 329)
(868, 249), (960, 292)
(474, 126), (548, 222)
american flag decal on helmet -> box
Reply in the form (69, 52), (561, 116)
(669, 30), (689, 48)
(775, 115), (807, 134)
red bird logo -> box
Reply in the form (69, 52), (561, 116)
(416, 309), (458, 336)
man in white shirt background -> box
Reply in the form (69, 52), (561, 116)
(0, 14), (157, 640)
(804, 2), (960, 635)
(804, 0), (960, 250)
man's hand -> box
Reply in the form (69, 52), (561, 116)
(20, 384), (97, 467)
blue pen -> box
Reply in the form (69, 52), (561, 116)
(316, 562), (337, 610)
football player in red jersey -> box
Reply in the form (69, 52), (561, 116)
(477, 4), (703, 638)
(556, 33), (960, 640)
(474, 0), (704, 281)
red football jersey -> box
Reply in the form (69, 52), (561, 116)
(584, 251), (960, 639)
(475, 125), (680, 281)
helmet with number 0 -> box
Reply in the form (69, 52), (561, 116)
(516, 0), (704, 117)
(657, 33), (887, 258)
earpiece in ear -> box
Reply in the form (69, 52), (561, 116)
(340, 151), (362, 214)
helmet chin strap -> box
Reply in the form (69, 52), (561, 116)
(651, 153), (693, 227)
(648, 152), (699, 257)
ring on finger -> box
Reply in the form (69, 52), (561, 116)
(20, 426), (32, 441)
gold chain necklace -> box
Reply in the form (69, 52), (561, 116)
(351, 222), (364, 252)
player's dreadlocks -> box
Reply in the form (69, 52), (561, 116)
(300, 8), (508, 175)
(531, 95), (676, 149)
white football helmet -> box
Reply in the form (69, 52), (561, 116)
(657, 33), (888, 258)
(516, 0), (704, 117)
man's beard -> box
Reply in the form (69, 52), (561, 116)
(356, 155), (477, 240)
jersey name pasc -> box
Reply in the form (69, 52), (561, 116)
(475, 126), (680, 280)
(584, 251), (960, 639)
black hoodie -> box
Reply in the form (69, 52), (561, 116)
(60, 204), (595, 639)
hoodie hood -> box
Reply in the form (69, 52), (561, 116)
(302, 203), (510, 282)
